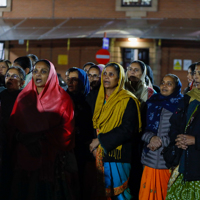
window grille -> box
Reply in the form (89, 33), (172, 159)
(0, 0), (7, 7)
(122, 0), (152, 7)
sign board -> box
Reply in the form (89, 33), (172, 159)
(18, 40), (24, 45)
(173, 59), (182, 70)
(95, 49), (110, 64)
(58, 55), (68, 65)
(102, 38), (109, 50)
(183, 59), (192, 71)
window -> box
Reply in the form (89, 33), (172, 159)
(0, 0), (11, 13)
(122, 48), (149, 69)
(122, 0), (152, 7)
(116, 0), (157, 18)
(0, 0), (7, 7)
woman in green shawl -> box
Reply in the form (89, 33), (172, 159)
(166, 61), (200, 200)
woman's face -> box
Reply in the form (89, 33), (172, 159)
(88, 68), (100, 89)
(127, 63), (143, 81)
(160, 76), (176, 96)
(5, 69), (24, 91)
(187, 68), (193, 84)
(103, 66), (119, 90)
(194, 65), (200, 89)
(67, 71), (79, 93)
(32, 61), (50, 93)
(0, 62), (8, 76)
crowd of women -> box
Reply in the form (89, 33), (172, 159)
(0, 54), (200, 200)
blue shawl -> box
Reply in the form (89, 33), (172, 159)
(146, 77), (183, 134)
(76, 68), (90, 96)
(66, 68), (90, 104)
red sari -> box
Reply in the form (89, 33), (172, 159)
(9, 60), (74, 177)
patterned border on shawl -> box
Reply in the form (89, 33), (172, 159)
(96, 147), (106, 196)
(96, 146), (129, 197)
(105, 178), (129, 196)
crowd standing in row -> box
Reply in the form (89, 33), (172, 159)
(0, 54), (200, 200)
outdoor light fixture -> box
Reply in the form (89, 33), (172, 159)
(128, 38), (138, 45)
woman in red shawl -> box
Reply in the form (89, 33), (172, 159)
(9, 60), (75, 200)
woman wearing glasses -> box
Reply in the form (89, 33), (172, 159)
(0, 59), (12, 92)
(125, 60), (155, 104)
(7, 60), (75, 200)
(0, 66), (25, 126)
(89, 62), (141, 199)
(87, 65), (103, 91)
(82, 62), (95, 74)
(0, 66), (25, 132)
(86, 65), (104, 124)
(0, 66), (25, 199)
(13, 56), (33, 88)
(66, 67), (94, 199)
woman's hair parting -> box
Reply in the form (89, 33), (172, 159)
(105, 63), (120, 78)
(34, 60), (51, 69)
(88, 65), (101, 74)
(130, 60), (146, 73)
(163, 74), (179, 87)
(83, 62), (95, 69)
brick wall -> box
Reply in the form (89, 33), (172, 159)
(8, 39), (102, 78)
(8, 38), (200, 91)
(3, 0), (127, 18)
(3, 0), (200, 19)
(3, 0), (53, 18)
(146, 0), (200, 19)
(161, 46), (200, 91)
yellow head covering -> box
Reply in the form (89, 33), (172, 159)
(93, 62), (141, 159)
(187, 88), (200, 103)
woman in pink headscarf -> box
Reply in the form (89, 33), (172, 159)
(8, 60), (76, 200)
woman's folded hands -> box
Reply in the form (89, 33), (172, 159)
(175, 134), (195, 150)
(147, 136), (162, 151)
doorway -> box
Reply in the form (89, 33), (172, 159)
(121, 48), (149, 69)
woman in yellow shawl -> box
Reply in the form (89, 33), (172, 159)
(89, 62), (141, 199)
